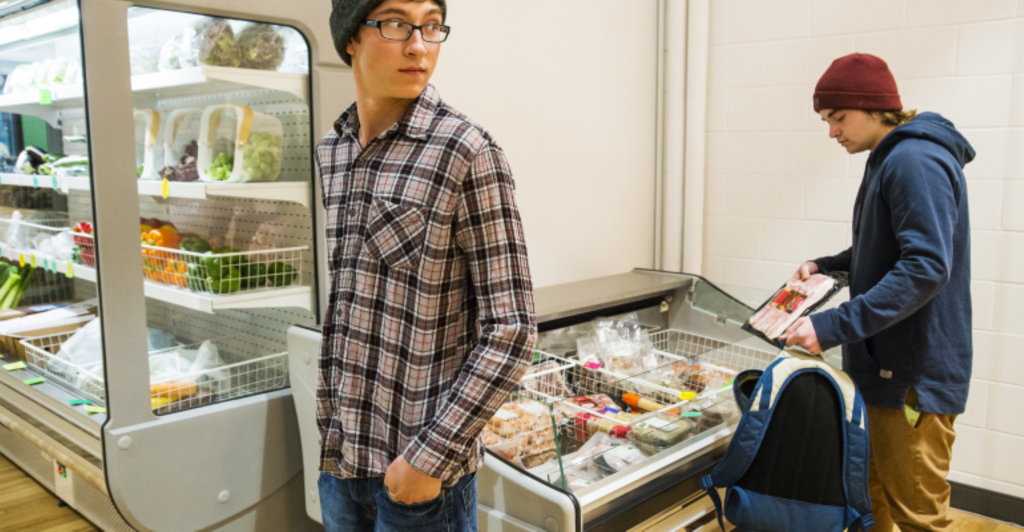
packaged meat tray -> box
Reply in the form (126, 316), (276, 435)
(742, 273), (846, 349)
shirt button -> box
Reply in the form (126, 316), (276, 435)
(348, 211), (356, 219)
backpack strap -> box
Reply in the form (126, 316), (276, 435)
(846, 506), (875, 531)
(702, 475), (727, 532)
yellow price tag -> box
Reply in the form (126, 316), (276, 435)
(30, 254), (36, 268)
(66, 261), (74, 278)
(161, 178), (171, 199)
(18, 253), (24, 267)
(678, 391), (697, 401)
(84, 405), (106, 414)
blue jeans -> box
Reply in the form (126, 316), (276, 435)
(318, 472), (477, 532)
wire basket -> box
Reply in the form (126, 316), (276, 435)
(19, 331), (105, 404)
(20, 333), (290, 413)
(140, 244), (306, 295)
(485, 329), (777, 492)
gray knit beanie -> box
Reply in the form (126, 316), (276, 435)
(330, 0), (448, 66)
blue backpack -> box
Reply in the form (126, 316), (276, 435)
(702, 353), (874, 532)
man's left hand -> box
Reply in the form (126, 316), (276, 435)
(384, 456), (442, 505)
(780, 317), (823, 355)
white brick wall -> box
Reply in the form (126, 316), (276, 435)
(705, 0), (1024, 498)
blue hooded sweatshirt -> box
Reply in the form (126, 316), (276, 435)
(809, 112), (974, 415)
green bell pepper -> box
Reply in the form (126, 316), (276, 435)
(267, 262), (297, 287)
(207, 266), (241, 294)
(216, 246), (244, 265)
(239, 262), (267, 289)
(180, 237), (213, 255)
(186, 263), (208, 292)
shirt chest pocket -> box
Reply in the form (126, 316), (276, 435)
(364, 199), (427, 272)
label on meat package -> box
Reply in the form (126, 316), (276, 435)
(518, 401), (550, 418)
(493, 409), (520, 421)
(612, 445), (642, 463)
(637, 417), (678, 431)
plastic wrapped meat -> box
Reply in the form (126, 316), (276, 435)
(747, 274), (838, 340)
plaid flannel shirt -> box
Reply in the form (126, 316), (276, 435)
(314, 84), (536, 487)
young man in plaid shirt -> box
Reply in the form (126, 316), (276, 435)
(316, 0), (537, 529)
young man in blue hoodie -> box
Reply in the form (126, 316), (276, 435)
(780, 53), (974, 532)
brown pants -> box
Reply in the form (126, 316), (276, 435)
(866, 389), (958, 532)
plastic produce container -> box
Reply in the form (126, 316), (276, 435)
(198, 104), (283, 183)
(133, 109), (163, 180)
(160, 108), (203, 182)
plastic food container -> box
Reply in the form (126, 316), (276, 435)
(133, 109), (163, 180)
(629, 413), (696, 456)
(160, 108), (203, 182)
(198, 104), (283, 183)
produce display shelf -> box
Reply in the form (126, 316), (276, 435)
(0, 244), (309, 313)
(0, 175), (311, 207)
(0, 244), (93, 282)
(0, 65), (309, 125)
(142, 282), (312, 314)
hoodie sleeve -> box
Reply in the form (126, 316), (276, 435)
(813, 247), (852, 274)
(810, 149), (958, 351)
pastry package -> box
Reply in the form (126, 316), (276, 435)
(630, 414), (697, 456)
(742, 273), (847, 349)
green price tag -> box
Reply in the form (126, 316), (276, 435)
(69, 399), (92, 405)
(52, 176), (58, 190)
(4, 361), (27, 371)
(23, 377), (45, 385)
(33, 176), (38, 188)
(39, 89), (52, 105)
(682, 411), (702, 418)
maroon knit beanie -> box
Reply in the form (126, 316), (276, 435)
(813, 53), (902, 112)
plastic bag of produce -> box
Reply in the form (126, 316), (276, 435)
(158, 31), (189, 71)
(2, 64), (35, 94)
(276, 27), (309, 74)
(237, 24), (285, 70)
(159, 108), (202, 182)
(187, 18), (241, 68)
(130, 44), (161, 75)
(133, 109), (163, 180)
(198, 104), (283, 182)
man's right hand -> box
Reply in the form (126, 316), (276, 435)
(792, 261), (820, 280)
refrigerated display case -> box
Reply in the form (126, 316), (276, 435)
(288, 270), (781, 531)
(0, 1), (353, 530)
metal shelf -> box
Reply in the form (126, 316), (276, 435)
(0, 66), (309, 126)
(0, 175), (311, 208)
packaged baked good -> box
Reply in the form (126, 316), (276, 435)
(487, 403), (535, 437)
(487, 436), (524, 463)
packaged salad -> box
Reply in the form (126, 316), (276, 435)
(159, 108), (203, 182)
(198, 104), (283, 183)
(133, 109), (163, 180)
(237, 24), (286, 71)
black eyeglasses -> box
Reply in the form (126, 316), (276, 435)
(364, 20), (450, 43)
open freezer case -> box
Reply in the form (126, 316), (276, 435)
(0, 1), (352, 530)
(288, 270), (780, 531)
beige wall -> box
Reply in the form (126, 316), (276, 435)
(430, 1), (659, 288)
(703, 0), (1024, 498)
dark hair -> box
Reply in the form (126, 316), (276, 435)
(868, 109), (918, 127)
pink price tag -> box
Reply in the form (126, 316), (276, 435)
(584, 361), (603, 370)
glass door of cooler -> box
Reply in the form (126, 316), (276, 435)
(76, 1), (342, 530)
(0, 0), (109, 484)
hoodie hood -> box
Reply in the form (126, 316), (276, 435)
(872, 112), (975, 168)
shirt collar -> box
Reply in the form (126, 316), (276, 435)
(333, 84), (441, 142)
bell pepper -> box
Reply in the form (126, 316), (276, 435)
(239, 262), (267, 290)
(164, 260), (188, 287)
(186, 263), (208, 292)
(179, 236), (213, 255)
(73, 222), (93, 247)
(143, 228), (180, 249)
(207, 266), (241, 294)
(267, 262), (297, 287)
(215, 246), (243, 265)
